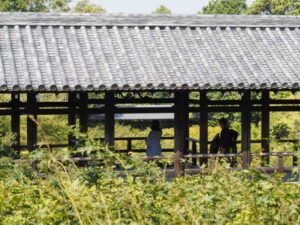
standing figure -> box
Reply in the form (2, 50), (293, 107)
(210, 118), (238, 165)
(146, 120), (162, 157)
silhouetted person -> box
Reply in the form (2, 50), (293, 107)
(146, 120), (162, 157)
(210, 118), (238, 166)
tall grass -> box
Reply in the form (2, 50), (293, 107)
(0, 133), (299, 224)
(0, 112), (299, 224)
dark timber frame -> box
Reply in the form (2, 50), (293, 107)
(199, 92), (208, 166)
(27, 93), (37, 152)
(1, 89), (300, 172)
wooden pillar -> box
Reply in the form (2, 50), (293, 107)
(174, 91), (189, 176)
(68, 92), (77, 147)
(200, 91), (208, 166)
(79, 93), (88, 133)
(11, 93), (20, 153)
(105, 92), (115, 149)
(27, 93), (37, 151)
(261, 91), (270, 165)
(241, 91), (251, 169)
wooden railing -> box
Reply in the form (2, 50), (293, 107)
(43, 151), (299, 177)
(94, 136), (174, 153)
(19, 136), (299, 177)
(19, 136), (174, 152)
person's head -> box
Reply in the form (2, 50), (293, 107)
(218, 117), (228, 129)
(151, 120), (161, 131)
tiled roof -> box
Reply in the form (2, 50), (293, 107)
(0, 13), (299, 92)
(90, 113), (174, 121)
(90, 105), (174, 121)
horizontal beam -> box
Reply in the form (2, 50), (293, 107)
(0, 102), (300, 115)
(95, 136), (173, 141)
(115, 98), (174, 104)
(19, 144), (68, 149)
(115, 107), (173, 113)
(0, 98), (299, 107)
(115, 148), (174, 153)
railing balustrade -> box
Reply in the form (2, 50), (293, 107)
(17, 136), (299, 177)
(95, 136), (174, 153)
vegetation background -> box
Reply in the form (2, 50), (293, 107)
(0, 0), (299, 224)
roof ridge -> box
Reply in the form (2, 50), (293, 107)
(0, 13), (299, 28)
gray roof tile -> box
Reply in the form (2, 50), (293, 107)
(90, 105), (174, 121)
(0, 13), (299, 91)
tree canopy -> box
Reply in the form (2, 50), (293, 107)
(152, 5), (172, 14)
(0, 0), (71, 12)
(0, 0), (106, 13)
(198, 0), (299, 15)
(198, 0), (247, 14)
(73, 0), (106, 13)
(245, 0), (300, 15)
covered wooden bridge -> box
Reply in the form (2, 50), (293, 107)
(0, 13), (299, 174)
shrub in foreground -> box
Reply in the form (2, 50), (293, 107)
(0, 146), (299, 225)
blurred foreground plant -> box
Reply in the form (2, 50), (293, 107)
(0, 127), (299, 224)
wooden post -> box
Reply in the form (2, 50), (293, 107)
(127, 139), (132, 153)
(261, 91), (270, 165)
(79, 93), (88, 133)
(241, 91), (251, 169)
(192, 141), (197, 166)
(277, 155), (284, 173)
(174, 151), (183, 176)
(293, 145), (298, 167)
(11, 93), (20, 154)
(27, 93), (37, 151)
(200, 91), (208, 166)
(68, 93), (77, 147)
(105, 92), (115, 150)
(174, 91), (189, 176)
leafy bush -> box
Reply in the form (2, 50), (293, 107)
(272, 123), (291, 140)
(0, 139), (299, 224)
(0, 132), (16, 158)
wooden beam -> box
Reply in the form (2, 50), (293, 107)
(241, 91), (251, 169)
(11, 93), (20, 153)
(79, 93), (88, 133)
(2, 98), (300, 109)
(114, 98), (174, 104)
(200, 91), (208, 166)
(27, 93), (37, 151)
(105, 92), (115, 149)
(174, 91), (189, 176)
(68, 93), (76, 147)
(115, 106), (173, 113)
(189, 106), (241, 113)
(261, 91), (270, 165)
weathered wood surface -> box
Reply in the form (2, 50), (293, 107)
(200, 91), (208, 165)
(104, 93), (115, 149)
(261, 91), (270, 164)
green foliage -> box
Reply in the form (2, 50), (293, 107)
(245, 0), (300, 15)
(152, 4), (172, 14)
(205, 91), (242, 126)
(37, 115), (69, 144)
(0, 142), (299, 224)
(0, 0), (71, 12)
(199, 0), (247, 14)
(0, 0), (106, 13)
(272, 123), (291, 140)
(0, 132), (16, 158)
(73, 0), (106, 13)
(0, 0), (45, 12)
(49, 0), (71, 12)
